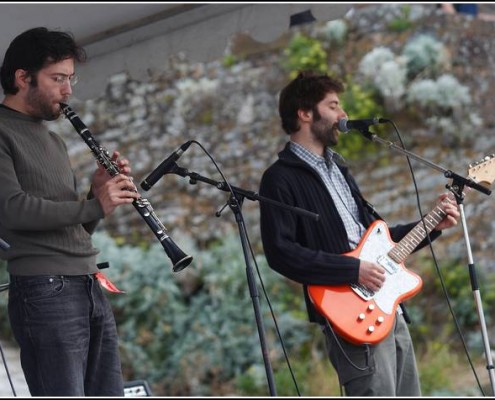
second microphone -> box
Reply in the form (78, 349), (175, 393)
(141, 141), (192, 191)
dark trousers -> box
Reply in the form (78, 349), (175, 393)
(322, 312), (421, 396)
(8, 274), (124, 396)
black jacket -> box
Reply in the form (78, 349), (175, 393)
(259, 143), (440, 323)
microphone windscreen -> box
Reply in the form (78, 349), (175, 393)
(337, 118), (350, 133)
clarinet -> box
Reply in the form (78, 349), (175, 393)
(60, 103), (193, 272)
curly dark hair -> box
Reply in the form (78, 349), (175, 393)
(279, 71), (345, 135)
(0, 27), (87, 95)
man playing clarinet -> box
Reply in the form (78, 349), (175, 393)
(0, 27), (139, 396)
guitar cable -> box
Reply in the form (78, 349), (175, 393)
(388, 120), (485, 396)
(323, 121), (484, 395)
(176, 141), (303, 396)
(322, 318), (372, 372)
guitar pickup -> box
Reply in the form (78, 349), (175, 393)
(377, 255), (399, 274)
(351, 283), (375, 300)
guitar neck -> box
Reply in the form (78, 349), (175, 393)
(388, 205), (446, 263)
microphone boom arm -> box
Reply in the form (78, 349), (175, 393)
(165, 162), (320, 396)
(170, 165), (320, 221)
(361, 130), (491, 196)
(359, 127), (495, 394)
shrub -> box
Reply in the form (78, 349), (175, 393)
(282, 33), (328, 79)
(402, 34), (449, 78)
(320, 19), (348, 46)
(93, 230), (311, 396)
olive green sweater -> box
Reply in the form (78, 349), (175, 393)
(0, 106), (104, 275)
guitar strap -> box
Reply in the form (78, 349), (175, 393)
(399, 303), (411, 324)
(362, 196), (385, 222)
(339, 162), (413, 325)
(336, 159), (384, 223)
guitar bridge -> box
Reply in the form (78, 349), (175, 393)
(351, 283), (375, 300)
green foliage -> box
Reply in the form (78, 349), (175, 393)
(402, 33), (447, 78)
(282, 33), (328, 79)
(321, 19), (348, 46)
(356, 36), (480, 141)
(434, 260), (495, 330)
(387, 4), (413, 32)
(2, 12), (492, 395)
(236, 327), (341, 396)
(407, 256), (495, 352)
(222, 54), (238, 68)
(405, 74), (482, 141)
(1, 234), (492, 396)
(236, 364), (270, 396)
(93, 230), (311, 396)
(406, 75), (472, 112)
(417, 339), (483, 396)
(335, 79), (386, 161)
(418, 341), (461, 395)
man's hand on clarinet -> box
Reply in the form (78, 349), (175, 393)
(91, 151), (140, 215)
(92, 151), (131, 188)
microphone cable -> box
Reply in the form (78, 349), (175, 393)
(386, 120), (485, 395)
(179, 140), (302, 396)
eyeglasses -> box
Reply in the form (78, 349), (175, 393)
(51, 74), (79, 87)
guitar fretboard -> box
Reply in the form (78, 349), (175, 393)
(388, 205), (446, 263)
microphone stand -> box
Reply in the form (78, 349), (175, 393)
(167, 164), (319, 396)
(359, 128), (495, 395)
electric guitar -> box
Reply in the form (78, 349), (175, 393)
(307, 154), (495, 345)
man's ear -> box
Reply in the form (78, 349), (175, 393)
(14, 69), (31, 90)
(297, 109), (312, 123)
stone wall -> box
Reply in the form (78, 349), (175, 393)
(49, 3), (495, 271)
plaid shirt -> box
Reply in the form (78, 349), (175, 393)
(290, 141), (365, 248)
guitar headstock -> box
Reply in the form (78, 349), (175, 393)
(468, 154), (495, 188)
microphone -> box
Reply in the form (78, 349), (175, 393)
(338, 117), (389, 133)
(141, 140), (192, 191)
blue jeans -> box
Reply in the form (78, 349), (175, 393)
(8, 274), (124, 396)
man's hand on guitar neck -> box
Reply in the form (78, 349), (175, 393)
(358, 260), (386, 292)
(434, 192), (460, 231)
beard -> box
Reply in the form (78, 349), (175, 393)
(310, 111), (339, 147)
(26, 81), (62, 121)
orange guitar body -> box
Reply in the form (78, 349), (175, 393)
(307, 155), (495, 345)
(308, 220), (423, 345)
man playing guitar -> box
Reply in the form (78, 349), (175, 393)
(259, 71), (460, 396)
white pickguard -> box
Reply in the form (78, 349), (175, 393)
(355, 221), (421, 314)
